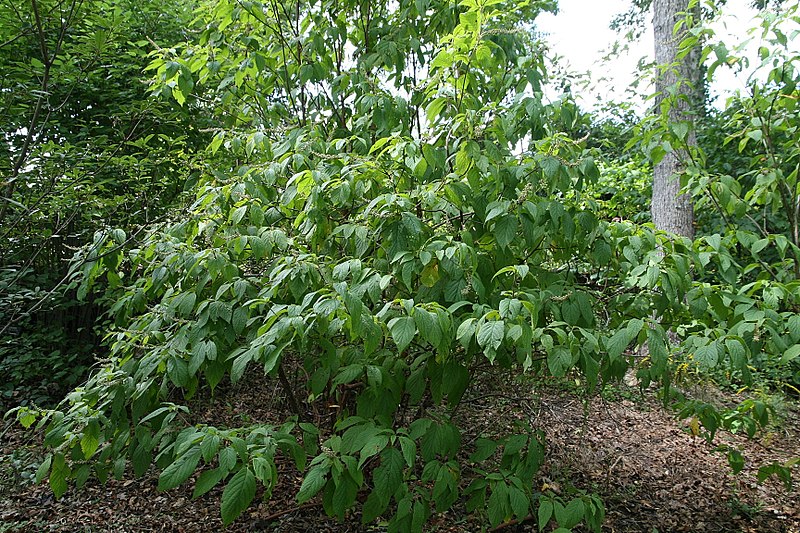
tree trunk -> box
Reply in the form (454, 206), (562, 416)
(652, 0), (697, 239)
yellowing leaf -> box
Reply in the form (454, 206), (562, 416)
(420, 262), (440, 287)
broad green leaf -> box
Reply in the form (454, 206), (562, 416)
(36, 454), (52, 484)
(399, 436), (417, 467)
(359, 434), (390, 468)
(788, 315), (800, 342)
(508, 486), (529, 520)
(420, 262), (441, 287)
(547, 346), (572, 377)
(540, 156), (561, 179)
(159, 446), (202, 491)
(469, 438), (497, 462)
(477, 320), (505, 352)
(457, 318), (477, 347)
(17, 408), (36, 429)
(389, 316), (416, 352)
(80, 419), (100, 459)
(538, 498), (554, 531)
(193, 467), (226, 499)
(221, 467), (257, 525)
(132, 441), (154, 477)
(297, 463), (329, 503)
(50, 453), (70, 499)
(556, 498), (585, 529)
(782, 344), (800, 364)
(487, 482), (510, 527)
(218, 447), (237, 473)
(694, 343), (719, 368)
(494, 215), (518, 248)
(606, 320), (642, 361)
(332, 476), (358, 519)
(362, 489), (389, 523)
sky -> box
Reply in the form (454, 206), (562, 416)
(535, 0), (770, 113)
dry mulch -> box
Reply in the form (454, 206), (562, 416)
(534, 390), (799, 532)
(1, 374), (798, 532)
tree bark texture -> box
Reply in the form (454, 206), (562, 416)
(652, 0), (697, 239)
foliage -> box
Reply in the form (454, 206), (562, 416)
(0, 0), (212, 405)
(687, 3), (800, 392)
(0, 270), (94, 408)
(582, 160), (652, 224)
(8, 0), (800, 530)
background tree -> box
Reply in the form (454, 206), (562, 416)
(651, 0), (698, 238)
(0, 0), (210, 405)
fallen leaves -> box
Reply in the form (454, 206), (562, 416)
(1, 373), (798, 532)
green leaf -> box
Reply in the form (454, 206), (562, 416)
(671, 122), (689, 140)
(193, 467), (226, 499)
(547, 346), (572, 377)
(17, 408), (37, 429)
(487, 482), (510, 527)
(540, 156), (561, 178)
(132, 441), (153, 477)
(221, 467), (257, 526)
(50, 453), (70, 499)
(694, 342), (719, 368)
(469, 438), (497, 462)
(411, 498), (428, 532)
(508, 486), (529, 519)
(457, 318), (477, 347)
(297, 463), (329, 503)
(538, 499), (553, 531)
(332, 476), (358, 518)
(782, 344), (800, 364)
(36, 454), (52, 484)
(80, 419), (101, 459)
(752, 238), (769, 255)
(362, 489), (389, 523)
(74, 465), (90, 489)
(375, 448), (404, 499)
(359, 434), (390, 468)
(415, 309), (442, 348)
(626, 318), (644, 339)
(477, 320), (505, 352)
(746, 128), (763, 142)
(200, 435), (220, 463)
(494, 215), (518, 248)
(231, 205), (247, 225)
(556, 497), (585, 529)
(606, 320), (641, 361)
(231, 349), (253, 383)
(159, 446), (202, 491)
(787, 315), (800, 342)
(389, 316), (416, 352)
(218, 447), (237, 473)
(399, 436), (417, 467)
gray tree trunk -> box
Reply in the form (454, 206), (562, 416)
(652, 0), (697, 239)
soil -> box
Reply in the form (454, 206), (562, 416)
(1, 374), (798, 533)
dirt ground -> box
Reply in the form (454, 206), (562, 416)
(1, 374), (798, 532)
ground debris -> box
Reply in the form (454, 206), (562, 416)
(1, 375), (798, 532)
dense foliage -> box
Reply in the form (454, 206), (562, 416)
(0, 0), (210, 403)
(6, 0), (800, 530)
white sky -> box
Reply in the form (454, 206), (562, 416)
(536, 0), (769, 113)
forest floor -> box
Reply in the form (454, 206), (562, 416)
(1, 372), (798, 533)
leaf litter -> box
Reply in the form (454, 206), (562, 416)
(1, 371), (798, 532)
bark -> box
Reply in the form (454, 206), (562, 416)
(651, 0), (698, 239)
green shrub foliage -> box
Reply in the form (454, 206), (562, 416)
(15, 0), (800, 529)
